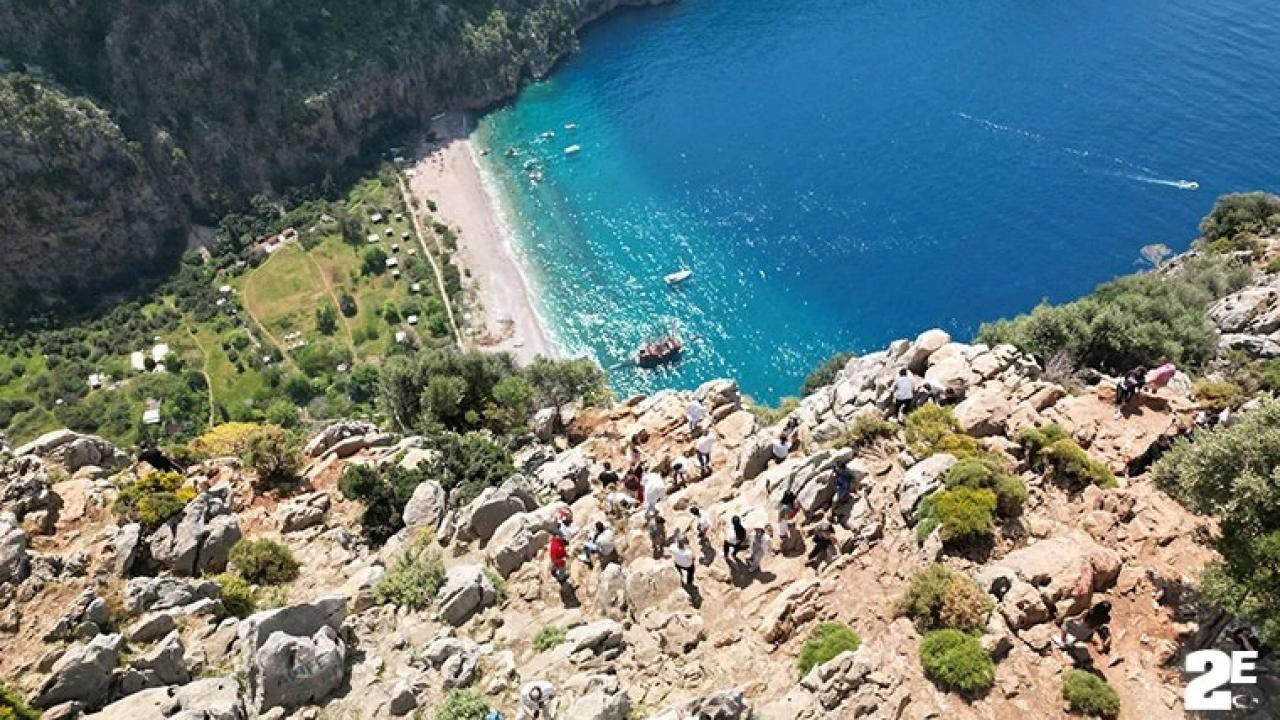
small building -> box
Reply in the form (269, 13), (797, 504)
(385, 257), (399, 268)
(394, 331), (408, 344)
(391, 269), (401, 280)
(218, 284), (233, 294)
(367, 234), (380, 244)
(410, 283), (422, 293)
(142, 408), (161, 426)
(370, 212), (384, 224)
(130, 351), (147, 372)
(87, 373), (105, 390)
(407, 314), (419, 326)
(384, 227), (394, 237)
(151, 343), (170, 363)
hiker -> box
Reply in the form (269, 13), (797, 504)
(642, 470), (667, 513)
(605, 489), (638, 516)
(626, 434), (647, 472)
(1056, 600), (1113, 661)
(806, 522), (836, 569)
(891, 368), (915, 421)
(597, 461), (620, 488)
(769, 433), (790, 466)
(1146, 361), (1177, 391)
(782, 416), (802, 450)
(647, 513), (667, 558)
(690, 506), (711, 544)
(832, 463), (856, 506)
(516, 680), (558, 720)
(623, 464), (645, 503)
(747, 525), (772, 574)
(672, 534), (696, 587)
(555, 507), (576, 540)
(671, 459), (690, 490)
(1218, 405), (1235, 427)
(686, 397), (707, 434)
(1113, 365), (1147, 417)
(777, 490), (799, 552)
(548, 533), (569, 583)
(695, 428), (717, 476)
(723, 515), (747, 563)
(582, 521), (616, 566)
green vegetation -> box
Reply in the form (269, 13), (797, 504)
(826, 413), (898, 451)
(746, 396), (800, 426)
(1017, 424), (1071, 471)
(375, 532), (446, 610)
(918, 630), (995, 695)
(1192, 379), (1243, 412)
(904, 405), (980, 459)
(796, 622), (862, 674)
(1153, 401), (1280, 644)
(113, 471), (195, 532)
(433, 690), (489, 720)
(228, 539), (300, 586)
(1062, 670), (1121, 718)
(1041, 439), (1117, 490)
(916, 488), (997, 544)
(979, 254), (1252, 374)
(801, 351), (853, 395)
(0, 683), (41, 720)
(532, 625), (568, 652)
(898, 564), (993, 633)
(1197, 192), (1280, 254)
(212, 573), (258, 618)
(239, 425), (302, 490)
(943, 458), (1028, 517)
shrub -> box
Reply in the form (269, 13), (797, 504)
(1017, 424), (1071, 470)
(338, 461), (426, 544)
(748, 396), (800, 426)
(532, 625), (568, 651)
(113, 471), (195, 532)
(1042, 439), (1117, 489)
(1260, 358), (1280, 393)
(1198, 192), (1280, 253)
(899, 564), (991, 632)
(944, 458), (1028, 518)
(828, 413), (898, 450)
(801, 351), (853, 395)
(905, 405), (979, 458)
(927, 488), (996, 542)
(213, 573), (257, 618)
(1062, 669), (1120, 718)
(992, 473), (1029, 517)
(375, 532), (445, 610)
(797, 622), (862, 674)
(229, 538), (299, 585)
(425, 431), (515, 507)
(1193, 379), (1242, 411)
(919, 630), (995, 694)
(189, 422), (263, 456)
(0, 684), (39, 720)
(241, 425), (301, 489)
(434, 690), (489, 720)
(1153, 401), (1280, 644)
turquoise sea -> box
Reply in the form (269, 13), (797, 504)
(475, 0), (1280, 403)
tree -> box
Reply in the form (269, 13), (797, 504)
(315, 304), (339, 335)
(362, 246), (388, 276)
(241, 425), (301, 490)
(526, 356), (608, 407)
(1153, 401), (1280, 644)
(420, 374), (468, 428)
(338, 292), (358, 318)
(425, 431), (515, 506)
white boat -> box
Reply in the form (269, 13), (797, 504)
(664, 269), (693, 286)
(564, 144), (582, 156)
(564, 123), (578, 130)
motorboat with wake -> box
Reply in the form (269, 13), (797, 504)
(664, 269), (693, 286)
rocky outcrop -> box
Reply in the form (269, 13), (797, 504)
(33, 633), (122, 709)
(402, 480), (447, 535)
(149, 486), (241, 576)
(278, 492), (330, 533)
(485, 504), (562, 578)
(304, 421), (380, 458)
(80, 678), (245, 720)
(896, 454), (955, 523)
(250, 626), (346, 712)
(12, 431), (127, 473)
(649, 689), (749, 720)
(125, 576), (220, 615)
(437, 564), (498, 626)
(0, 515), (30, 585)
(452, 480), (533, 544)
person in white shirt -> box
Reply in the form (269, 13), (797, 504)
(690, 505), (711, 544)
(769, 434), (790, 465)
(642, 471), (667, 513)
(892, 368), (915, 421)
(605, 490), (638, 516)
(695, 429), (717, 476)
(748, 525), (772, 573)
(672, 535), (696, 587)
(517, 680), (557, 719)
(686, 398), (707, 434)
(582, 521), (616, 566)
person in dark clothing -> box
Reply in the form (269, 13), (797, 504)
(806, 522), (836, 568)
(832, 464), (856, 505)
(597, 462), (619, 488)
(138, 445), (184, 474)
(1114, 365), (1147, 417)
(723, 515), (747, 563)
(1056, 600), (1113, 662)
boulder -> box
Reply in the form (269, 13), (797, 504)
(79, 677), (245, 720)
(303, 421), (379, 458)
(341, 565), (385, 613)
(0, 516), (30, 584)
(452, 485), (526, 544)
(15, 430), (126, 472)
(401, 480), (446, 533)
(236, 596), (348, 660)
(437, 564), (498, 626)
(278, 492), (330, 533)
(649, 690), (748, 720)
(594, 563), (629, 620)
(979, 533), (1120, 627)
(565, 619), (626, 659)
(896, 454), (956, 522)
(0, 462), (61, 527)
(130, 631), (189, 686)
(1209, 284), (1280, 334)
(798, 648), (874, 711)
(248, 626), (346, 711)
(44, 589), (107, 641)
(1218, 333), (1280, 359)
(111, 523), (142, 577)
(566, 688), (631, 720)
(125, 576), (219, 615)
(532, 408), (558, 442)
(388, 680), (417, 716)
(696, 379), (742, 415)
(623, 556), (684, 615)
(761, 578), (820, 644)
(326, 432), (393, 460)
(529, 447), (591, 502)
(127, 612), (177, 644)
(485, 505), (561, 578)
(149, 487), (241, 576)
(33, 634), (122, 709)
(952, 386), (1013, 437)
(905, 329), (951, 374)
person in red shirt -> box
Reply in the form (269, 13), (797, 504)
(548, 534), (569, 583)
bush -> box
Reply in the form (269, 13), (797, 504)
(828, 413), (898, 450)
(339, 462), (422, 544)
(1153, 401), (1280, 644)
(434, 690), (489, 720)
(797, 622), (862, 674)
(1193, 379), (1242, 411)
(376, 532), (445, 610)
(213, 573), (257, 618)
(0, 684), (40, 720)
(532, 625), (568, 651)
(426, 431), (516, 507)
(925, 488), (996, 542)
(241, 425), (301, 490)
(748, 396), (800, 426)
(1062, 669), (1121, 718)
(1017, 424), (1071, 470)
(1042, 439), (1117, 489)
(801, 351), (853, 395)
(113, 471), (195, 532)
(1198, 192), (1280, 253)
(189, 421), (263, 456)
(905, 405), (979, 458)
(899, 564), (991, 632)
(943, 459), (1027, 517)
(229, 538), (299, 585)
(919, 630), (995, 694)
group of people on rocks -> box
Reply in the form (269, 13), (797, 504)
(888, 369), (965, 422)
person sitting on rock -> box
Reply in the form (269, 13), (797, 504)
(770, 433), (791, 466)
(1056, 600), (1113, 663)
(582, 521), (616, 566)
(1114, 365), (1147, 418)
(806, 522), (836, 569)
(597, 461), (620, 489)
(516, 680), (557, 720)
(783, 416), (802, 451)
(777, 490), (800, 552)
(605, 489), (639, 516)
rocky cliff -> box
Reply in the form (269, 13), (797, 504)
(2, 304), (1277, 718)
(0, 0), (672, 307)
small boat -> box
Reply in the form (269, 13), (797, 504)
(479, 148), (492, 157)
(636, 334), (683, 368)
(564, 123), (578, 130)
(522, 159), (538, 170)
(664, 269), (693, 286)
(564, 144), (582, 156)
(540, 130), (556, 139)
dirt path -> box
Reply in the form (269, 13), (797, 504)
(397, 173), (463, 348)
(241, 251), (301, 372)
(187, 332), (219, 428)
(301, 250), (357, 355)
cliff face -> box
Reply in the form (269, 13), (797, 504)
(0, 0), (671, 306)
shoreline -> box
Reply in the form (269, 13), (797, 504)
(407, 112), (557, 365)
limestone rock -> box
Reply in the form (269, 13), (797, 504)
(529, 447), (591, 502)
(388, 680), (416, 716)
(953, 386), (1014, 437)
(532, 407), (558, 442)
(452, 484), (526, 544)
(148, 487), (241, 576)
(127, 612), (177, 644)
(565, 619), (625, 659)
(623, 556), (684, 615)
(799, 649), (874, 711)
(236, 596), (348, 660)
(14, 430), (126, 472)
(33, 633), (122, 709)
(303, 421), (379, 458)
(595, 563), (629, 620)
(0, 515), (30, 584)
(111, 523), (142, 577)
(125, 576), (219, 615)
(129, 631), (189, 686)
(485, 504), (561, 578)
(341, 565), (385, 613)
(249, 626), (346, 712)
(905, 329), (951, 373)
(566, 688), (631, 720)
(649, 689), (748, 720)
(896, 453), (956, 522)
(401, 479), (446, 534)
(278, 492), (330, 533)
(762, 578), (820, 644)
(437, 564), (497, 626)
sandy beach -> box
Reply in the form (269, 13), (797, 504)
(407, 113), (554, 365)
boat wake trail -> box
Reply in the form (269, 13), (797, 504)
(955, 111), (1198, 191)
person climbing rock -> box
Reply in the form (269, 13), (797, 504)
(582, 521), (616, 566)
(1056, 600), (1113, 663)
(686, 397), (707, 434)
(806, 522), (836, 569)
(548, 533), (569, 584)
(777, 490), (800, 552)
(723, 515), (747, 563)
(516, 680), (557, 720)
(891, 368), (915, 421)
(747, 525), (772, 574)
(1114, 365), (1147, 418)
(647, 512), (667, 558)
(643, 470), (667, 513)
(672, 534), (696, 587)
(671, 459), (690, 490)
(695, 427), (717, 477)
(832, 463), (856, 506)
(690, 505), (711, 544)
(770, 433), (790, 466)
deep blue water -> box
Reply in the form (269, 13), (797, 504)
(475, 0), (1280, 403)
